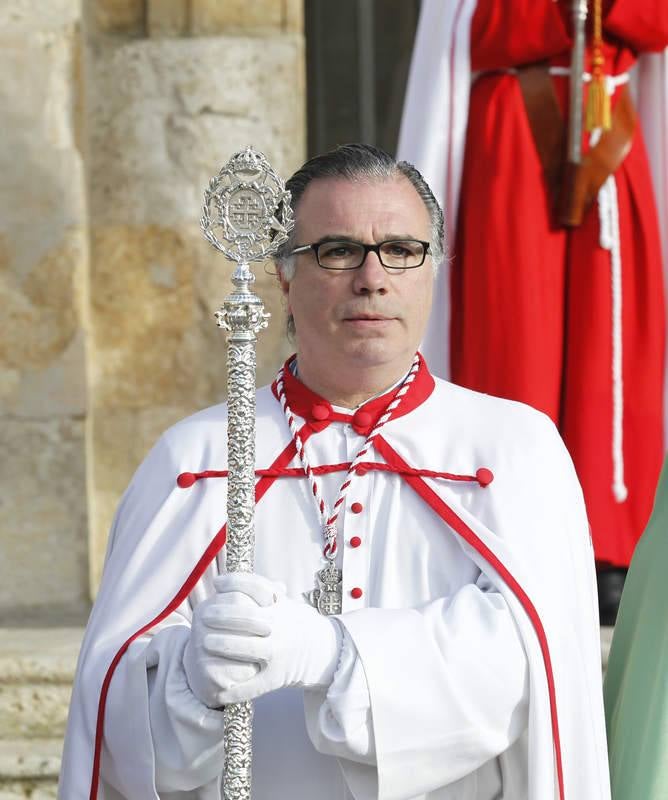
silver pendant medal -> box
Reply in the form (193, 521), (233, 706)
(309, 562), (343, 616)
(306, 522), (342, 615)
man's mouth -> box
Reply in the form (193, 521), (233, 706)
(342, 314), (397, 331)
(343, 313), (395, 321)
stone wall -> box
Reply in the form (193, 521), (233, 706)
(0, 0), (90, 625)
(0, 0), (305, 622)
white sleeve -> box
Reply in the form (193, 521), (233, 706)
(101, 607), (226, 798)
(305, 629), (376, 763)
(145, 624), (226, 794)
(304, 574), (529, 800)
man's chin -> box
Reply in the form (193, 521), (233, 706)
(339, 339), (411, 369)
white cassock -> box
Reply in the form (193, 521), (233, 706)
(59, 355), (610, 800)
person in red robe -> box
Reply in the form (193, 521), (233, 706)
(449, 0), (667, 623)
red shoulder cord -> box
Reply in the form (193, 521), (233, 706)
(176, 462), (495, 489)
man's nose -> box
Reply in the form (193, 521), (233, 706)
(351, 250), (388, 294)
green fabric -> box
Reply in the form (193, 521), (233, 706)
(604, 455), (668, 799)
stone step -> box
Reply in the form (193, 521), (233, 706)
(0, 629), (82, 685)
(0, 739), (62, 780)
(0, 781), (58, 800)
(0, 739), (60, 800)
(0, 685), (72, 741)
(0, 629), (82, 743)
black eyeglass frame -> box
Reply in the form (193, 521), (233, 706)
(288, 239), (431, 270)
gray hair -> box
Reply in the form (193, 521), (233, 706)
(274, 143), (445, 282)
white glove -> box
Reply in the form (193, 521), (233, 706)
(203, 572), (343, 705)
(182, 588), (259, 708)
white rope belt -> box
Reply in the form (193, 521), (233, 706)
(548, 67), (630, 96)
(590, 128), (628, 502)
(552, 68), (629, 501)
(497, 67), (630, 95)
(565, 69), (630, 503)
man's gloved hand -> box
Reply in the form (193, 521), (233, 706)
(182, 589), (259, 708)
(204, 572), (343, 705)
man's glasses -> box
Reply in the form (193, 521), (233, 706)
(288, 239), (431, 271)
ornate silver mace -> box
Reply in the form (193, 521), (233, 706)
(201, 146), (294, 799)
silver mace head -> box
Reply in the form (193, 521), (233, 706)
(200, 145), (295, 336)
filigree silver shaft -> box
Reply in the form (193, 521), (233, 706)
(222, 281), (266, 576)
(220, 282), (263, 800)
(202, 146), (293, 800)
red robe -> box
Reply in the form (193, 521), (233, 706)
(451, 0), (667, 567)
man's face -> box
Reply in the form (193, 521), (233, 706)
(281, 175), (434, 379)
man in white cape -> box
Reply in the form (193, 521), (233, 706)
(59, 143), (610, 800)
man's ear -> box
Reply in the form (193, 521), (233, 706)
(276, 263), (291, 301)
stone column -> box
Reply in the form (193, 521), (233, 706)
(0, 1), (90, 626)
(85, 0), (306, 591)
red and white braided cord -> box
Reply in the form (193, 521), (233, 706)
(275, 354), (421, 558)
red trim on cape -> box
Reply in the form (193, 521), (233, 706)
(373, 434), (565, 800)
(87, 427), (313, 800)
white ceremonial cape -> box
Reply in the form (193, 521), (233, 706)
(59, 356), (609, 800)
(398, 0), (668, 415)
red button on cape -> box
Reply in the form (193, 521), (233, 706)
(350, 502), (363, 514)
(476, 467), (494, 487)
(177, 472), (196, 488)
(351, 587), (363, 599)
(311, 403), (331, 421)
(352, 410), (373, 432)
(350, 536), (362, 548)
